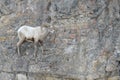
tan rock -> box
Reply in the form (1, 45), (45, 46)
(108, 76), (120, 80)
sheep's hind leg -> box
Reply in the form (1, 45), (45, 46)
(17, 39), (24, 56)
(33, 42), (38, 58)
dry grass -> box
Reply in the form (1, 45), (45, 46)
(0, 37), (8, 41)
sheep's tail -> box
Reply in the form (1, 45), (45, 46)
(18, 31), (25, 40)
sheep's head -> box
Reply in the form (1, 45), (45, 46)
(49, 25), (55, 33)
(49, 28), (55, 33)
(42, 23), (55, 33)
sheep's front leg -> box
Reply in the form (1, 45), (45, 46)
(40, 44), (44, 54)
(39, 41), (44, 54)
(33, 42), (38, 57)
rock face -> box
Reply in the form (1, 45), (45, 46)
(0, 0), (120, 80)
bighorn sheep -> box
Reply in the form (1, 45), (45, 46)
(17, 24), (54, 57)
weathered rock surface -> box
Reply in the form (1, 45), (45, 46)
(0, 0), (120, 80)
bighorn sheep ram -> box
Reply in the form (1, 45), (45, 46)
(17, 24), (54, 57)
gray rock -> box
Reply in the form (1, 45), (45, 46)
(0, 72), (14, 80)
(0, 0), (120, 79)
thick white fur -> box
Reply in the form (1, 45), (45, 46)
(18, 25), (49, 42)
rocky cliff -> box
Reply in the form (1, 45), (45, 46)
(0, 0), (120, 80)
